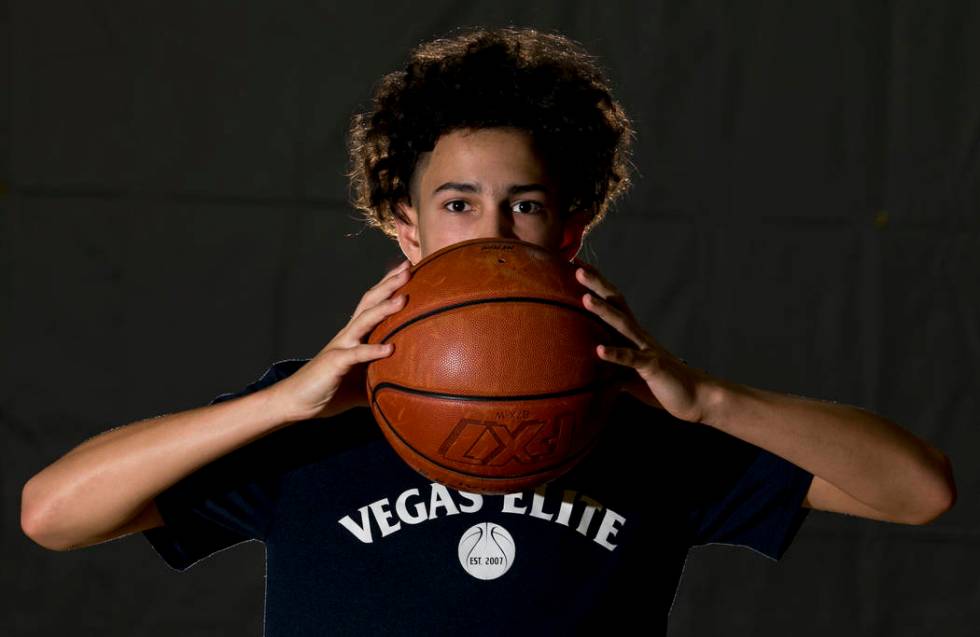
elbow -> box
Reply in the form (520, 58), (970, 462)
(912, 453), (958, 526)
(21, 488), (48, 549)
(22, 511), (73, 552)
(932, 453), (958, 521)
(21, 514), (60, 551)
(21, 479), (70, 552)
(913, 498), (954, 526)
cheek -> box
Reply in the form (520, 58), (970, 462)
(538, 220), (565, 247)
(420, 218), (468, 255)
(514, 226), (558, 252)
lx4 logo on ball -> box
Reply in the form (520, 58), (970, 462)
(438, 413), (577, 465)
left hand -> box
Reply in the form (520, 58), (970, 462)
(573, 259), (716, 424)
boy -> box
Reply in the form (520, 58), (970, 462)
(22, 26), (955, 635)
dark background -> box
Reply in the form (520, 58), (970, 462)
(4, 2), (977, 635)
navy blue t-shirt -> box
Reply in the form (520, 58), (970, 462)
(143, 359), (813, 636)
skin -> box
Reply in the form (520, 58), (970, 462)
(393, 126), (591, 265)
(392, 125), (956, 525)
(391, 125), (680, 407)
(21, 127), (952, 554)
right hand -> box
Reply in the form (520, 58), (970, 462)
(270, 258), (412, 421)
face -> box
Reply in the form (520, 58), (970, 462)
(394, 127), (589, 265)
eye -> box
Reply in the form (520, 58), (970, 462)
(512, 200), (544, 215)
(443, 200), (472, 213)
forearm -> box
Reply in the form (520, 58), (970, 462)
(21, 383), (299, 550)
(699, 377), (955, 524)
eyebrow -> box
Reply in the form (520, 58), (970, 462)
(431, 182), (551, 197)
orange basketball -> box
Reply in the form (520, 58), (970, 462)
(365, 237), (627, 494)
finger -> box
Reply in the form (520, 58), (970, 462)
(377, 259), (411, 288)
(583, 293), (649, 349)
(575, 266), (626, 307)
(596, 344), (643, 367)
(352, 266), (411, 318)
(343, 293), (407, 346)
(571, 257), (599, 277)
(330, 342), (396, 371)
(384, 258), (411, 277)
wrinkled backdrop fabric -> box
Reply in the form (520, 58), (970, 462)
(3, 2), (977, 636)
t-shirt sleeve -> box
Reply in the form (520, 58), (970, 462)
(142, 359), (308, 572)
(681, 421), (814, 562)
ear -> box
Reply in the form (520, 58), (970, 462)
(555, 210), (592, 262)
(394, 200), (422, 265)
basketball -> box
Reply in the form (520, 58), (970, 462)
(364, 237), (628, 494)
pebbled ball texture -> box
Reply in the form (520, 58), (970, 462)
(365, 237), (629, 494)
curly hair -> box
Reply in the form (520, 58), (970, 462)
(346, 25), (635, 241)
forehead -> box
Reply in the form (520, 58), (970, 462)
(415, 127), (554, 193)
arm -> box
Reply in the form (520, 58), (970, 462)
(572, 263), (957, 527)
(700, 379), (957, 526)
(21, 258), (413, 552)
(20, 384), (302, 552)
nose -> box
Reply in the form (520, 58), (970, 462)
(477, 207), (517, 240)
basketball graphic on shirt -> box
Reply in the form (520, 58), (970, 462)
(458, 522), (516, 580)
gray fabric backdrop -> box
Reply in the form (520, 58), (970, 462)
(4, 2), (977, 635)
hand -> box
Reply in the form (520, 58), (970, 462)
(573, 259), (716, 424)
(271, 259), (411, 421)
